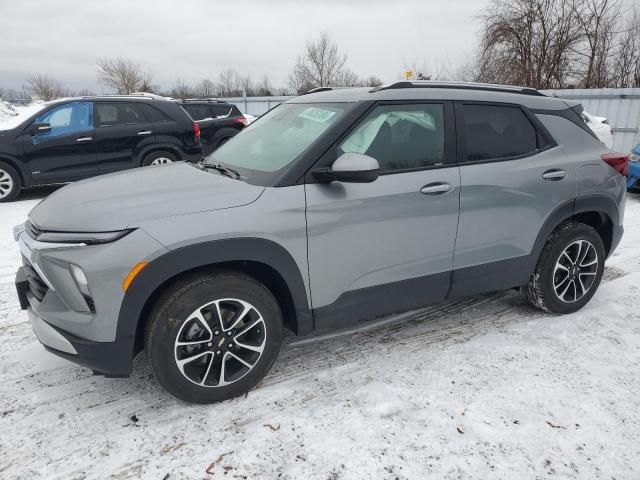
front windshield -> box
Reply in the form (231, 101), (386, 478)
(205, 103), (347, 176)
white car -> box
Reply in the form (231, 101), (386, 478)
(583, 111), (613, 148)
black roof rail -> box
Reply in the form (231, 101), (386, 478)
(369, 81), (544, 96)
(181, 98), (230, 103)
(301, 87), (334, 95)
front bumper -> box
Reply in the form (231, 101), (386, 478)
(16, 267), (135, 376)
(14, 224), (168, 377)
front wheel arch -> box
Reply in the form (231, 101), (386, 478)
(117, 238), (312, 354)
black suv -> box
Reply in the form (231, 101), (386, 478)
(180, 99), (248, 155)
(0, 95), (202, 202)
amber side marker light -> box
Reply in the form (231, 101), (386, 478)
(123, 262), (149, 292)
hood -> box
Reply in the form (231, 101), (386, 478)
(29, 162), (265, 231)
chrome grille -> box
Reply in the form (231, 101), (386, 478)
(22, 256), (48, 302)
(25, 220), (41, 240)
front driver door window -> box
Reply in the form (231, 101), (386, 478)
(339, 103), (446, 172)
(32, 101), (93, 145)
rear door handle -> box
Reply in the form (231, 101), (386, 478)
(138, 130), (152, 136)
(420, 182), (453, 195)
(542, 169), (567, 181)
(76, 137), (93, 142)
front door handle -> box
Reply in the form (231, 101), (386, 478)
(420, 182), (453, 195)
(76, 137), (93, 142)
(138, 130), (152, 136)
(542, 169), (567, 181)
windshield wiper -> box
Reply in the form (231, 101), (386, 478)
(203, 163), (241, 179)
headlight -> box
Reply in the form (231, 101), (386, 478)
(69, 263), (95, 311)
(28, 226), (133, 245)
(630, 154), (640, 163)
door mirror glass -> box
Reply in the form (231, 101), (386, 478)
(29, 122), (51, 134)
(314, 152), (380, 183)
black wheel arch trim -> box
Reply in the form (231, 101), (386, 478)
(0, 154), (30, 185)
(530, 194), (619, 272)
(116, 237), (312, 342)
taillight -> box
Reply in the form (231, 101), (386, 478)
(234, 117), (249, 126)
(193, 122), (200, 139)
(601, 153), (628, 176)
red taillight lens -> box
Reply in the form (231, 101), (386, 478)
(234, 117), (249, 126)
(601, 153), (628, 176)
(193, 122), (200, 139)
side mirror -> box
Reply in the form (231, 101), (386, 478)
(313, 152), (380, 183)
(30, 123), (51, 134)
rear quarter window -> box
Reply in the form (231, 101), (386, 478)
(184, 104), (213, 121)
(138, 103), (172, 123)
(461, 104), (539, 162)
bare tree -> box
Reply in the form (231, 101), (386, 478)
(334, 68), (361, 86)
(288, 31), (349, 93)
(365, 76), (383, 87)
(610, 6), (640, 87)
(170, 78), (194, 99)
(217, 68), (243, 97)
(476, 0), (585, 88)
(194, 78), (217, 98)
(25, 74), (69, 101)
(241, 75), (253, 96)
(75, 88), (96, 97)
(288, 60), (315, 94)
(575, 0), (621, 88)
(97, 57), (153, 94)
(255, 75), (273, 96)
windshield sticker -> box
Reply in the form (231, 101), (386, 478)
(298, 107), (337, 123)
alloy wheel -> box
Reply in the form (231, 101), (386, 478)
(174, 298), (267, 387)
(150, 157), (173, 165)
(0, 169), (13, 199)
(553, 239), (599, 303)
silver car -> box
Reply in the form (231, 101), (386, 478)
(14, 82), (627, 403)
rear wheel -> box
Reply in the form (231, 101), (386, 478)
(523, 222), (605, 314)
(0, 161), (21, 203)
(142, 150), (177, 167)
(145, 270), (283, 403)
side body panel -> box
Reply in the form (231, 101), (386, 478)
(305, 167), (461, 330)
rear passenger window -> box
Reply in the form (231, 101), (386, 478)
(210, 105), (236, 118)
(462, 104), (538, 162)
(339, 103), (445, 172)
(96, 103), (146, 127)
(138, 104), (171, 123)
(184, 104), (213, 121)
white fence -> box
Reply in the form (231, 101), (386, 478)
(543, 88), (640, 153)
(224, 95), (293, 116)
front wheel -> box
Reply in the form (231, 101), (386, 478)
(145, 270), (283, 403)
(0, 161), (21, 202)
(523, 222), (605, 314)
(141, 150), (177, 167)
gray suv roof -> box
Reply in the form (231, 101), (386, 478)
(287, 82), (572, 111)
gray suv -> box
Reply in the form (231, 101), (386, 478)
(14, 82), (627, 403)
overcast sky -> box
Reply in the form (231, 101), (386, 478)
(0, 0), (489, 93)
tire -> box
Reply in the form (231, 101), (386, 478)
(0, 161), (21, 203)
(141, 150), (177, 167)
(145, 270), (283, 403)
(523, 221), (605, 314)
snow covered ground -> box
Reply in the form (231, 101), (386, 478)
(1, 190), (639, 479)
